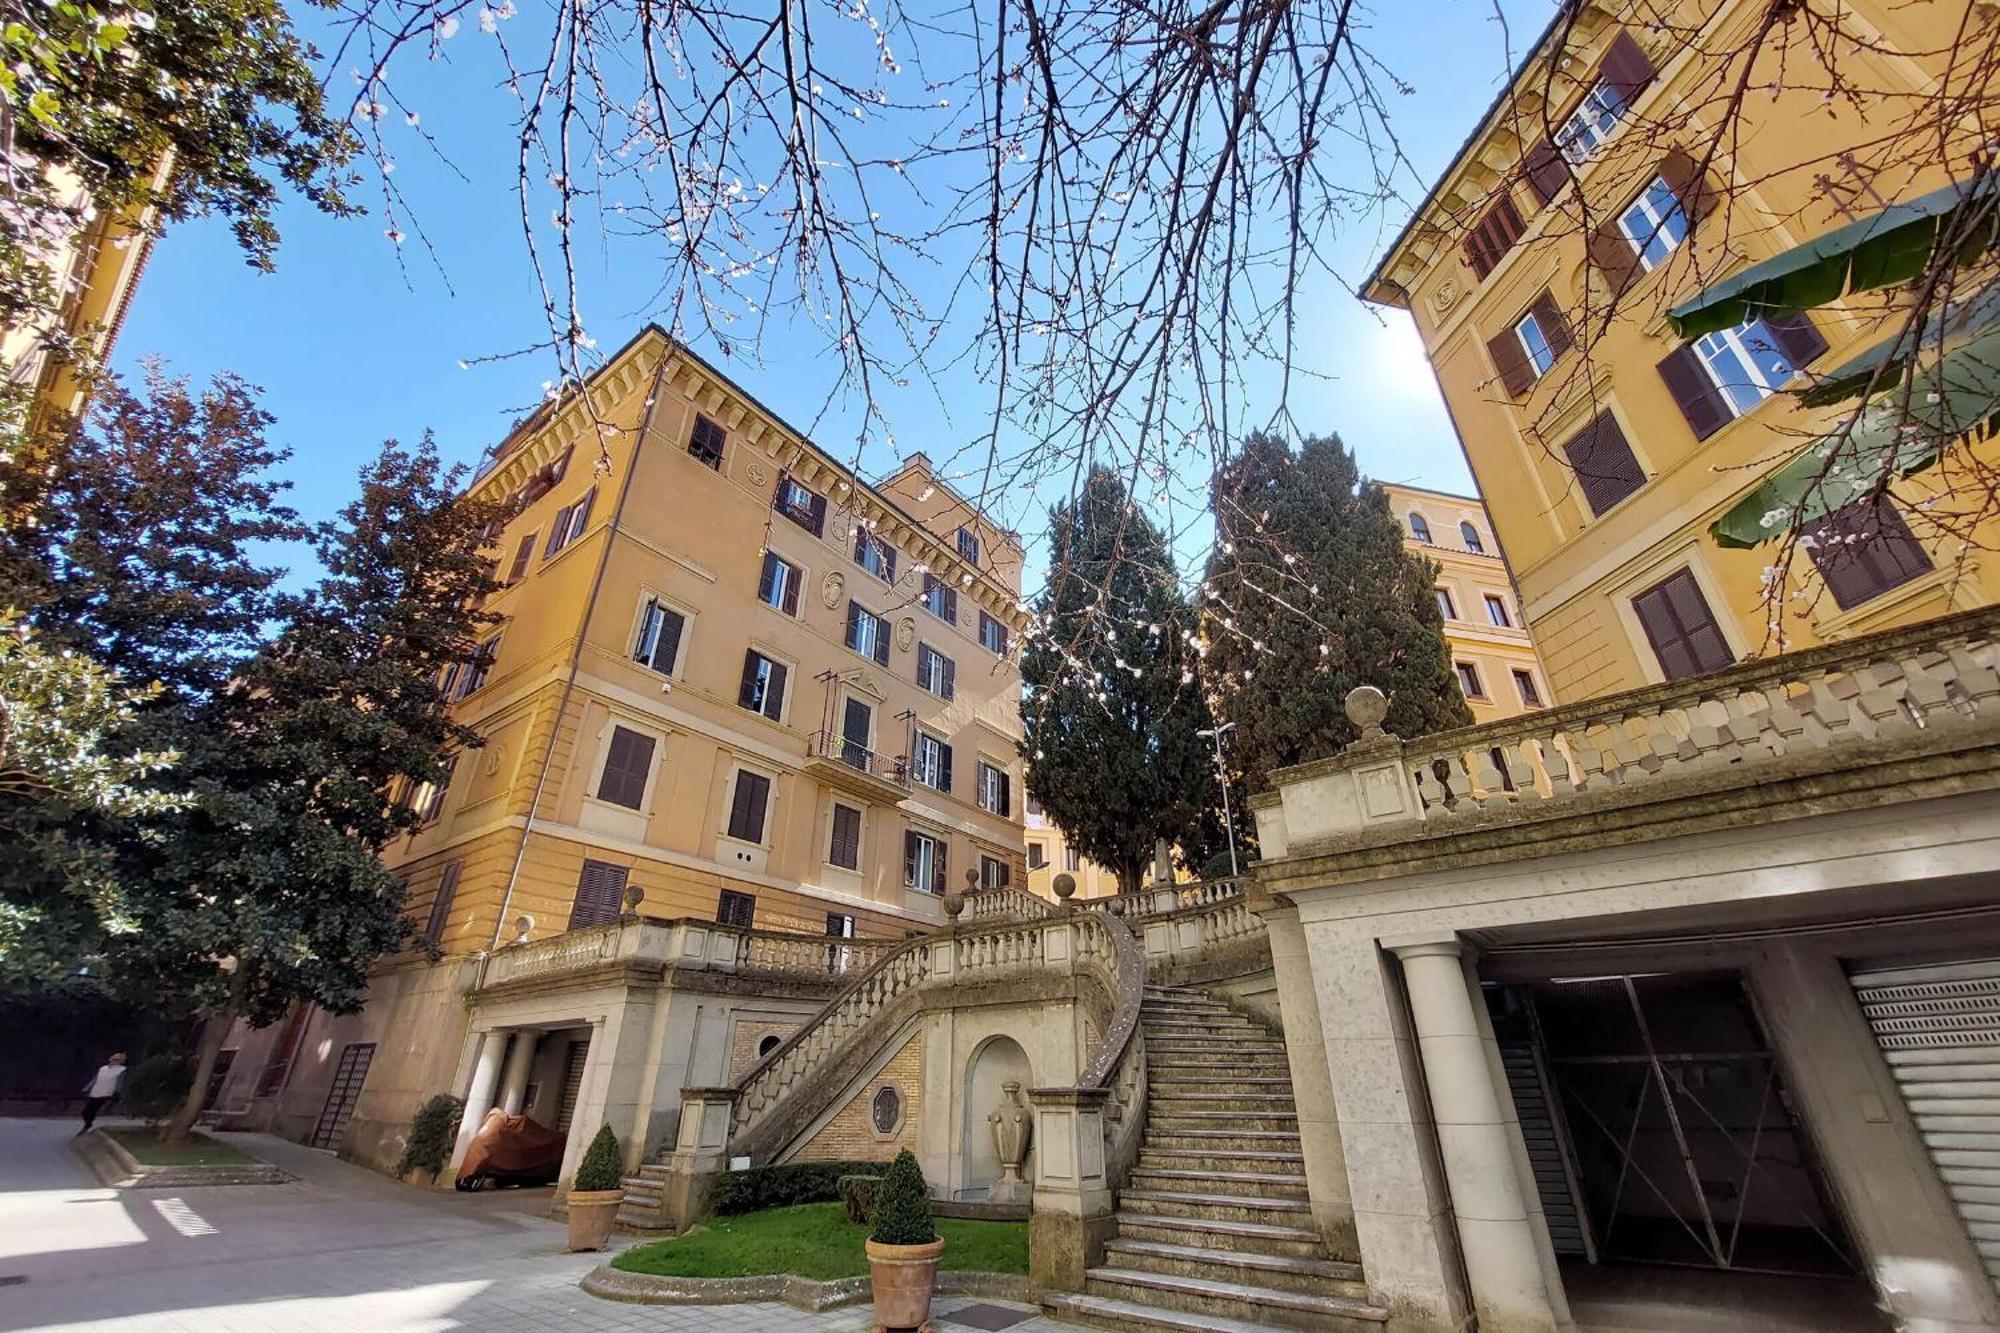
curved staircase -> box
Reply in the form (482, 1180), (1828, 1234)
(1045, 985), (1388, 1333)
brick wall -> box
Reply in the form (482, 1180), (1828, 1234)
(729, 1018), (804, 1079)
(792, 1032), (922, 1163)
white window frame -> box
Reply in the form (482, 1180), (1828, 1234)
(456, 634), (502, 699)
(977, 759), (1008, 814)
(1515, 310), (1557, 377)
(855, 528), (895, 582)
(1694, 318), (1794, 419)
(848, 603), (890, 664)
(917, 643), (955, 699)
(632, 593), (693, 677)
(1434, 587), (1458, 620)
(979, 854), (1011, 890)
(911, 730), (949, 791)
(759, 550), (802, 616)
(1617, 175), (1689, 272)
(740, 647), (791, 723)
(591, 719), (664, 814)
(906, 828), (943, 891)
(1556, 81), (1627, 164)
(921, 577), (954, 622)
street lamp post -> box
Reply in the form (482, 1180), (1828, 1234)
(1197, 722), (1239, 878)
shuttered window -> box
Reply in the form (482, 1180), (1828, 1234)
(773, 475), (828, 536)
(912, 732), (952, 792)
(1659, 312), (1827, 440)
(854, 528), (897, 582)
(956, 527), (980, 563)
(727, 770), (772, 843)
(1522, 138), (1567, 206)
(689, 415), (726, 469)
(977, 761), (1011, 816)
(829, 803), (863, 870)
(506, 532), (537, 584)
(1632, 569), (1734, 681)
(845, 601), (891, 665)
(422, 860), (463, 947)
(596, 725), (656, 809)
(542, 488), (595, 560)
(568, 860), (628, 930)
(1803, 498), (1933, 611)
(738, 650), (788, 721)
(904, 829), (946, 894)
(717, 889), (756, 929)
(1561, 412), (1647, 516)
(633, 597), (687, 674)
(978, 612), (1009, 655)
(1488, 292), (1572, 397)
(917, 643), (956, 700)
(758, 551), (802, 616)
(922, 574), (958, 623)
(1463, 194), (1525, 279)
(980, 855), (1011, 890)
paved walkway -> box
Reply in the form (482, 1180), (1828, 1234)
(0, 1118), (1068, 1333)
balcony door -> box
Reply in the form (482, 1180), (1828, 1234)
(841, 697), (874, 769)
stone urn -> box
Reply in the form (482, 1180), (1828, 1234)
(987, 1081), (1032, 1204)
(865, 1235), (947, 1331)
(565, 1188), (624, 1252)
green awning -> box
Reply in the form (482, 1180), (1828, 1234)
(1670, 177), (1999, 339)
(1709, 289), (2000, 549)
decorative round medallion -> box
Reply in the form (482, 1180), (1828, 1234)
(822, 570), (846, 609)
(746, 462), (769, 487)
(895, 617), (916, 652)
(1429, 278), (1461, 314)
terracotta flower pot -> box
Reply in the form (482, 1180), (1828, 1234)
(866, 1235), (946, 1332)
(566, 1188), (624, 1252)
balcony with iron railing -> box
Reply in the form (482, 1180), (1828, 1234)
(805, 729), (913, 802)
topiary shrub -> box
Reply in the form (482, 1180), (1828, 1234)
(869, 1148), (936, 1245)
(396, 1094), (463, 1177)
(120, 1053), (193, 1122)
(573, 1124), (624, 1192)
(709, 1159), (886, 1215)
(838, 1172), (883, 1226)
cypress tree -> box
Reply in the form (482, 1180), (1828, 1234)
(1020, 467), (1217, 892)
(1203, 431), (1471, 795)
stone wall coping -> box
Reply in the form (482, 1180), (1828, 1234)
(580, 1262), (1032, 1310)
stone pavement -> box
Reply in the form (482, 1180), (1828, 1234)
(0, 1117), (1073, 1333)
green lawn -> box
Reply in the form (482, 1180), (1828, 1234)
(612, 1203), (1028, 1281)
(104, 1127), (258, 1166)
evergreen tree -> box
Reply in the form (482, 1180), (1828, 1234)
(1203, 431), (1471, 795)
(1021, 467), (1216, 893)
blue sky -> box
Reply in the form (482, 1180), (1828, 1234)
(112, 0), (1550, 585)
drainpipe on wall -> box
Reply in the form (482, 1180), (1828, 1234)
(488, 351), (674, 949)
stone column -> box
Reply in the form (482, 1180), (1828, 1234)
(1262, 904), (1356, 1255)
(449, 1031), (505, 1170)
(498, 1030), (540, 1115)
(1027, 1087), (1114, 1292)
(1393, 940), (1563, 1333)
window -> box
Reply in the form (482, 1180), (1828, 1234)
(1028, 841), (1047, 869)
(543, 488), (595, 559)
(773, 475), (826, 536)
(854, 527), (897, 582)
(568, 860), (628, 930)
(956, 527), (980, 563)
(727, 770), (773, 843)
(1434, 587), (1458, 620)
(978, 612), (1009, 655)
(737, 650), (788, 721)
(506, 532), (537, 584)
(1462, 195), (1525, 280)
(410, 755), (456, 824)
(980, 855), (1011, 890)
(917, 643), (956, 700)
(1489, 294), (1571, 396)
(977, 761), (1011, 816)
(1455, 661), (1486, 699)
(1618, 175), (1689, 272)
(595, 725), (657, 809)
(1658, 313), (1825, 441)
(1562, 412), (1648, 517)
(829, 803), (863, 870)
(922, 573), (958, 623)
(827, 913), (855, 938)
(1515, 309), (1559, 376)
(716, 889), (756, 929)
(1484, 594), (1512, 628)
(911, 731), (952, 793)
(1556, 82), (1627, 164)
(1513, 669), (1543, 708)
(1063, 846), (1081, 873)
(1803, 498), (1934, 611)
(757, 1034), (783, 1059)
(758, 550), (802, 615)
(845, 601), (892, 666)
(1409, 512), (1433, 543)
(446, 635), (501, 700)
(1632, 569), (1734, 682)
(1459, 522), (1485, 554)
(633, 597), (687, 674)
(871, 1085), (903, 1134)
(904, 829), (946, 894)
(422, 860), (463, 947)
(689, 414), (726, 469)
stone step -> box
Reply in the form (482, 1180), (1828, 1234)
(1043, 1291), (1301, 1333)
(1151, 1095), (1297, 1115)
(635, 1163), (675, 1180)
(1136, 1148), (1304, 1174)
(1145, 1034), (1285, 1047)
(1146, 1129), (1303, 1153)
(1151, 1111), (1300, 1133)
(1147, 1059), (1292, 1074)
(1085, 1268), (1388, 1332)
(1121, 1188), (1314, 1226)
(613, 1206), (675, 1233)
(1113, 1212), (1332, 1261)
(618, 1178), (663, 1198)
(1148, 1074), (1294, 1089)
(1142, 1018), (1264, 1031)
(1103, 1238), (1364, 1297)
(1128, 1168), (1310, 1201)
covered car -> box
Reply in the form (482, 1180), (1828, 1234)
(454, 1107), (566, 1190)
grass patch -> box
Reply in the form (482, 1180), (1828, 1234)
(611, 1202), (1028, 1281)
(104, 1127), (257, 1166)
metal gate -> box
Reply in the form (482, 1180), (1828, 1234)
(556, 1039), (588, 1130)
(310, 1042), (375, 1150)
(1850, 957), (2000, 1296)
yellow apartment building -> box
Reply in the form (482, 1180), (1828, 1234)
(1022, 796), (1122, 902)
(208, 327), (1030, 1170)
(1363, 0), (1993, 703)
(1380, 482), (1551, 722)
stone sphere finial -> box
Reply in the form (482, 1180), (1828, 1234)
(511, 914), (535, 945)
(620, 883), (645, 922)
(1052, 872), (1077, 906)
(1345, 685), (1390, 741)
(943, 868), (971, 924)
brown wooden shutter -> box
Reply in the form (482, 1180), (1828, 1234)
(543, 505), (572, 557)
(941, 654), (956, 700)
(1529, 292), (1573, 361)
(596, 726), (655, 808)
(1765, 310), (1828, 370)
(904, 830), (920, 885)
(845, 600), (862, 649)
(1657, 344), (1732, 440)
(781, 564), (800, 616)
(1597, 30), (1656, 103)
(568, 860), (629, 930)
(423, 860), (463, 945)
(933, 838), (948, 894)
(727, 771), (770, 842)
(938, 742), (954, 794)
(998, 772), (1012, 818)
(1588, 219), (1642, 294)
(507, 533), (536, 583)
(765, 660), (787, 717)
(1804, 499), (1933, 610)
(1560, 412), (1647, 517)
(807, 493), (828, 537)
(830, 805), (861, 869)
(653, 607), (685, 672)
(1656, 148), (1716, 227)
(1462, 196), (1525, 279)
(568, 487), (595, 537)
(1487, 326), (1536, 398)
(1523, 139), (1567, 206)
(1632, 570), (1733, 681)
(738, 651), (763, 709)
(872, 614), (890, 665)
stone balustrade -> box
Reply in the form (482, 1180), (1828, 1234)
(960, 885), (1059, 922)
(475, 916), (893, 993)
(1258, 606), (2000, 852)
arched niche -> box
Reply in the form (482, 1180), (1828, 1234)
(960, 1034), (1033, 1199)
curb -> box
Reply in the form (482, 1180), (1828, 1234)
(580, 1264), (1033, 1309)
(71, 1129), (290, 1189)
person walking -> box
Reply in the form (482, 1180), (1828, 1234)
(78, 1052), (126, 1135)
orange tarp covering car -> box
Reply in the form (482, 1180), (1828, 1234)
(455, 1108), (566, 1189)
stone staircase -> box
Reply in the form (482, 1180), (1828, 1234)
(1045, 985), (1387, 1333)
(614, 1162), (677, 1233)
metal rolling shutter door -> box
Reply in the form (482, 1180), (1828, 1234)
(1500, 1044), (1592, 1258)
(1851, 958), (2000, 1295)
(556, 1040), (588, 1131)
